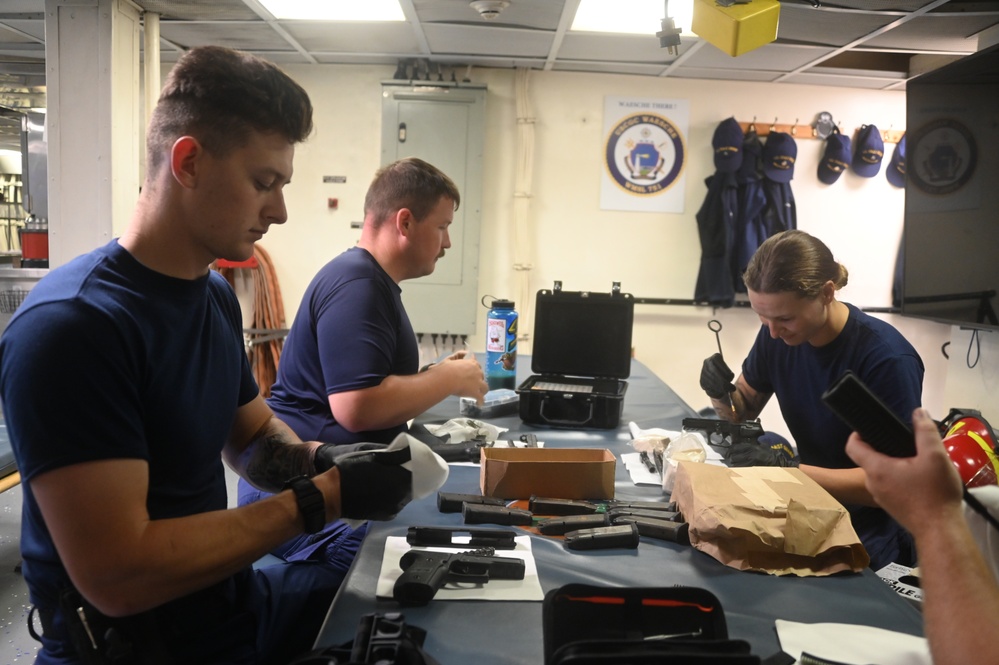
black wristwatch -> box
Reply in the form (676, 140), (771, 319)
(284, 475), (326, 534)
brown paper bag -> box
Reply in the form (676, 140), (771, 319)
(672, 461), (869, 576)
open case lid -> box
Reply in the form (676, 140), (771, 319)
(531, 283), (634, 379)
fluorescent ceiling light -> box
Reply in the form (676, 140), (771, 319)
(258, 0), (405, 21)
(571, 0), (694, 36)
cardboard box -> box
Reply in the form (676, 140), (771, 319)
(480, 447), (616, 500)
(691, 0), (780, 57)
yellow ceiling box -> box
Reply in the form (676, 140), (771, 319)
(691, 0), (780, 57)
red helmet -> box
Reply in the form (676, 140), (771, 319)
(945, 414), (996, 443)
(943, 416), (999, 488)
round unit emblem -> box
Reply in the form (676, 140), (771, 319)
(604, 113), (686, 196)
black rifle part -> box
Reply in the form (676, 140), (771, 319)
(429, 440), (488, 463)
(563, 523), (641, 551)
(436, 491), (506, 513)
(529, 496), (599, 516)
(612, 515), (691, 545)
(639, 450), (657, 473)
(607, 507), (681, 522)
(681, 417), (765, 447)
(393, 548), (526, 606)
(406, 526), (517, 550)
(538, 513), (611, 536)
(608, 499), (677, 512)
(462, 503), (534, 526)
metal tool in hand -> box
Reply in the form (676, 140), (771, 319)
(707, 319), (737, 417)
(708, 319), (724, 358)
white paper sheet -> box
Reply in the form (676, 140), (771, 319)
(775, 619), (931, 665)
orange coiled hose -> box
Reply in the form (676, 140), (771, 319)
(214, 245), (286, 397)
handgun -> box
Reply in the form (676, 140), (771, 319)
(681, 417), (764, 447)
(393, 547), (526, 606)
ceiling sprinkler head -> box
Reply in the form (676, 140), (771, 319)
(470, 1), (510, 21)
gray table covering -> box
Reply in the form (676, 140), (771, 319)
(313, 358), (923, 663)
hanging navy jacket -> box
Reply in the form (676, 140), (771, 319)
(694, 170), (739, 307)
(762, 179), (797, 237)
(733, 130), (767, 293)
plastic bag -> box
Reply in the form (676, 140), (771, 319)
(662, 431), (707, 494)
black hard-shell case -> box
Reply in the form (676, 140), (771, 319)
(517, 283), (634, 429)
(543, 583), (759, 664)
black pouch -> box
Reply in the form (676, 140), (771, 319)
(55, 587), (171, 665)
(543, 584), (759, 665)
(57, 586), (118, 665)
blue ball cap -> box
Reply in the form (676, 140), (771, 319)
(852, 124), (884, 177)
(762, 131), (797, 183)
(712, 117), (744, 173)
(817, 131), (852, 185)
(886, 134), (906, 187)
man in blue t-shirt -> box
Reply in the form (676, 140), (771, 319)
(241, 158), (489, 567)
(0, 47), (420, 665)
(700, 230), (923, 571)
(267, 158), (488, 445)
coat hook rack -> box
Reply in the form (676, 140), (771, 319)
(735, 116), (904, 142)
(739, 118), (816, 139)
(851, 125), (905, 145)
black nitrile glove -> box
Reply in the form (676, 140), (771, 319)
(723, 432), (798, 468)
(332, 445), (413, 521)
(314, 442), (387, 473)
(700, 353), (736, 399)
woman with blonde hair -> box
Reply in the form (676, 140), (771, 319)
(699, 229), (924, 570)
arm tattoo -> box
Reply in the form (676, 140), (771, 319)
(736, 388), (769, 421)
(243, 428), (315, 493)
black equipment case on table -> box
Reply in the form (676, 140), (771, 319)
(517, 282), (634, 429)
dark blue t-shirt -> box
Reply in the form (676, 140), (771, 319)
(0, 240), (258, 650)
(742, 303), (924, 569)
(267, 247), (418, 444)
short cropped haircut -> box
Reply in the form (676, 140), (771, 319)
(363, 158), (460, 227)
(743, 229), (849, 299)
(145, 45), (313, 176)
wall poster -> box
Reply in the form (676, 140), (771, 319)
(600, 96), (689, 213)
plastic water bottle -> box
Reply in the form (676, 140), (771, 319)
(485, 298), (518, 390)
